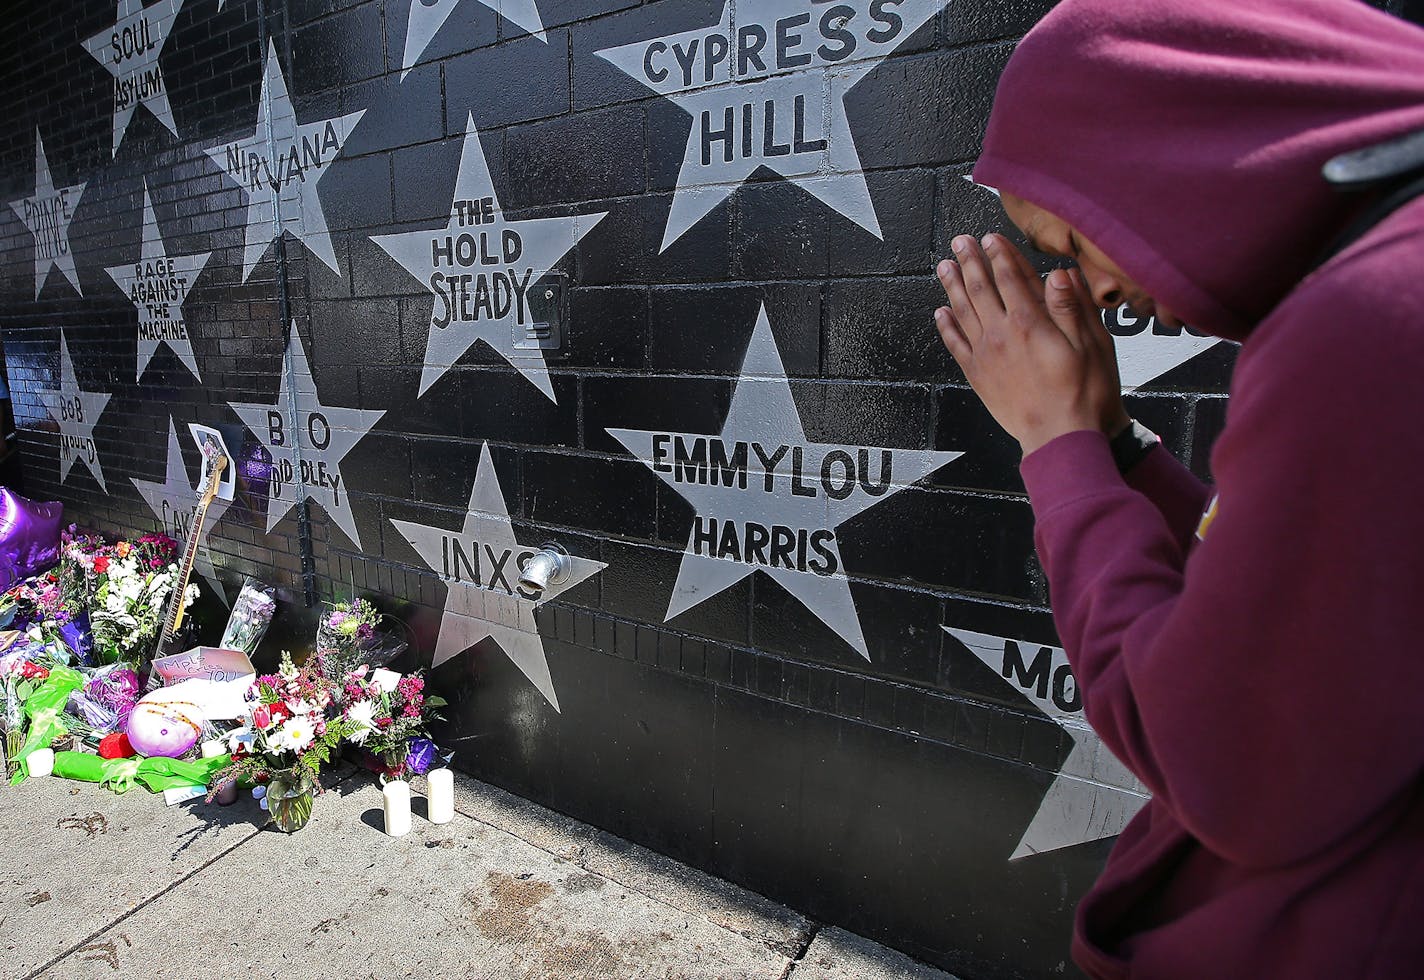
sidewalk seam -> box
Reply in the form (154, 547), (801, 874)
(779, 921), (822, 979)
(20, 824), (265, 980)
(20, 770), (359, 980)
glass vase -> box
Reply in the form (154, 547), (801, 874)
(267, 769), (316, 833)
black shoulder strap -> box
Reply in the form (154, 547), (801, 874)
(1312, 127), (1424, 273)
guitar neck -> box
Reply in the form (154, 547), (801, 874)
(157, 496), (211, 655)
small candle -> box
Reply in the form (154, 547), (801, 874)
(200, 740), (226, 759)
(216, 782), (238, 806)
(383, 780), (412, 837)
(427, 768), (455, 824)
(28, 748), (54, 778)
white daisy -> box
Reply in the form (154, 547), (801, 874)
(345, 700), (377, 745)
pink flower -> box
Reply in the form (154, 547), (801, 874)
(253, 705), (271, 729)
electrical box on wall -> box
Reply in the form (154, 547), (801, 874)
(512, 272), (564, 355)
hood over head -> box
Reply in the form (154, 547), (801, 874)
(974, 0), (1424, 340)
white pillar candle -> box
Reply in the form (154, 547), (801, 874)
(27, 748), (55, 778)
(200, 739), (226, 759)
(383, 780), (412, 837)
(427, 768), (455, 824)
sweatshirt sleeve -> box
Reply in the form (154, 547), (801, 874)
(1020, 281), (1424, 869)
(1123, 443), (1213, 556)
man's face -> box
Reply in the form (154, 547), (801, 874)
(1000, 193), (1184, 329)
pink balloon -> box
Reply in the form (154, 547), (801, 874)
(126, 692), (205, 758)
(0, 488), (63, 590)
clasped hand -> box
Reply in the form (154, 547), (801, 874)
(935, 235), (1129, 457)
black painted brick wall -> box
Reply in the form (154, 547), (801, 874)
(4, 1), (1415, 976)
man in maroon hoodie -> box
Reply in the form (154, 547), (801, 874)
(935, 1), (1424, 976)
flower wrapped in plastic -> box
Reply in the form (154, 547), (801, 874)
(220, 580), (277, 655)
(314, 598), (406, 681)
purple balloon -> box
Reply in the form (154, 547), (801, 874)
(0, 488), (63, 591)
(87, 667), (140, 730)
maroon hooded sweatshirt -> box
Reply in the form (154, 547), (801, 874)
(974, 1), (1424, 977)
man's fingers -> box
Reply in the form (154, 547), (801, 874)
(1043, 269), (1089, 350)
(937, 258), (984, 344)
(934, 306), (973, 364)
(951, 235), (1005, 318)
(983, 234), (1045, 315)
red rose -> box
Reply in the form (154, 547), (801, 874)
(93, 556), (110, 574)
(19, 662), (49, 680)
(98, 733), (135, 759)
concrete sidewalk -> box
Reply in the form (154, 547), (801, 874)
(1, 767), (960, 980)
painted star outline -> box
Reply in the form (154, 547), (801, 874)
(104, 180), (212, 381)
(37, 331), (112, 492)
(81, 0), (187, 156)
(401, 0), (546, 79)
(391, 442), (607, 711)
(9, 131), (88, 299)
(370, 114), (606, 401)
(228, 322), (386, 550)
(609, 304), (960, 658)
(597, 0), (948, 251)
(945, 625), (1149, 860)
(204, 39), (365, 282)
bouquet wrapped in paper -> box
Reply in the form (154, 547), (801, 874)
(220, 580), (277, 655)
(314, 598), (406, 681)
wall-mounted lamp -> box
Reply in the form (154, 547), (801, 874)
(519, 543), (570, 596)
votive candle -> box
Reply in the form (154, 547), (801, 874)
(383, 780), (412, 837)
(200, 739), (226, 759)
(427, 768), (455, 824)
(28, 748), (54, 778)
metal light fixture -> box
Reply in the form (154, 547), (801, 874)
(519, 543), (570, 596)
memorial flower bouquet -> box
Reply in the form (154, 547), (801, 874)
(207, 653), (358, 832)
(219, 580), (277, 655)
(337, 666), (446, 782)
(315, 598), (384, 678)
(4, 573), (88, 666)
(0, 648), (51, 775)
(86, 541), (197, 667)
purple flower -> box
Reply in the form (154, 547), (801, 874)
(329, 611), (347, 627)
(356, 622), (375, 641)
(405, 738), (437, 776)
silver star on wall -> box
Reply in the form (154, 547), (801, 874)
(391, 442), (607, 711)
(37, 331), (112, 492)
(104, 181), (212, 381)
(9, 131), (87, 298)
(370, 114), (605, 400)
(401, 0), (546, 78)
(228, 323), (385, 550)
(598, 0), (947, 251)
(946, 626), (1150, 860)
(609, 305), (960, 658)
(81, 0), (186, 156)
(205, 39), (365, 282)
(132, 418), (234, 604)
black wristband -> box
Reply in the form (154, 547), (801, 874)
(1109, 419), (1159, 475)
